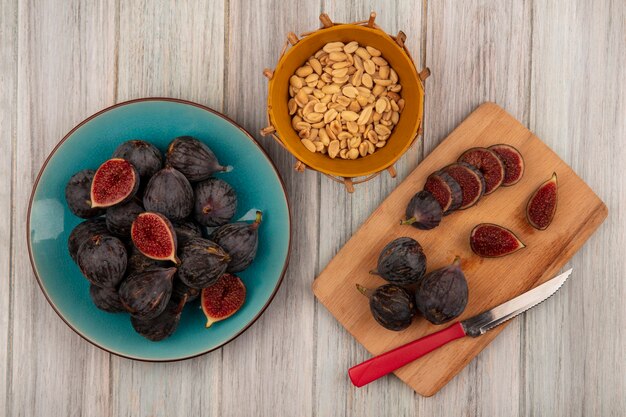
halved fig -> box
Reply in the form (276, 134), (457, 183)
(201, 273), (246, 328)
(400, 191), (443, 230)
(470, 223), (526, 257)
(489, 144), (525, 186)
(526, 172), (558, 230)
(458, 147), (505, 194)
(90, 158), (139, 208)
(423, 171), (463, 214)
(131, 212), (179, 263)
(443, 163), (485, 209)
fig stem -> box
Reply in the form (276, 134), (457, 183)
(355, 283), (373, 298)
(251, 211), (263, 230)
(400, 217), (417, 226)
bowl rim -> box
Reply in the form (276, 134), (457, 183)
(267, 24), (424, 178)
(26, 97), (292, 362)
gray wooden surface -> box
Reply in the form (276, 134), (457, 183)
(1, 0), (624, 416)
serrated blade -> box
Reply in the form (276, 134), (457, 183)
(461, 269), (572, 337)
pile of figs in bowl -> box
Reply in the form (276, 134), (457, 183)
(28, 99), (290, 361)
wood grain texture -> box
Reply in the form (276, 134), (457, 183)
(524, 1), (626, 416)
(2, 0), (625, 415)
(9, 1), (116, 416)
(313, 102), (608, 396)
(0, 2), (17, 417)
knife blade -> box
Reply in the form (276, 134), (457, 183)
(348, 268), (573, 388)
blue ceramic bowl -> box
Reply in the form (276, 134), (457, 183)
(28, 98), (291, 361)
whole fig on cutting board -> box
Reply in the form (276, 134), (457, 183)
(357, 283), (416, 331)
(372, 237), (427, 285)
(414, 257), (468, 325)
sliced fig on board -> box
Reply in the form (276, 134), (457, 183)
(400, 190), (443, 230)
(470, 223), (526, 257)
(488, 144), (525, 186)
(131, 212), (179, 263)
(443, 163), (485, 209)
(90, 158), (139, 208)
(458, 147), (505, 194)
(423, 171), (463, 214)
(201, 273), (246, 328)
(526, 172), (558, 230)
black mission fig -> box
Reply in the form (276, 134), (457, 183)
(76, 234), (128, 288)
(68, 218), (110, 263)
(166, 136), (227, 182)
(143, 167), (194, 221)
(89, 284), (126, 313)
(177, 237), (230, 289)
(65, 169), (105, 218)
(119, 267), (176, 320)
(372, 237), (427, 285)
(112, 140), (163, 179)
(210, 211), (261, 272)
(193, 178), (237, 227)
(357, 284), (417, 331)
(130, 295), (187, 341)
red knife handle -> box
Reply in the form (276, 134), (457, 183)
(348, 322), (466, 387)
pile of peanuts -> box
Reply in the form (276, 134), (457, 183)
(288, 41), (404, 160)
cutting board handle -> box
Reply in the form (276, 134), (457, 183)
(348, 322), (466, 387)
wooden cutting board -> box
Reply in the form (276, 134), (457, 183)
(312, 102), (607, 396)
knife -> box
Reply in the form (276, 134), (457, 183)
(348, 268), (573, 388)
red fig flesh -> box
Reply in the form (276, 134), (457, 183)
(423, 171), (463, 213)
(90, 158), (139, 208)
(201, 273), (246, 328)
(526, 172), (558, 230)
(470, 223), (526, 257)
(131, 212), (179, 263)
(443, 163), (484, 209)
(489, 144), (525, 186)
(458, 147), (505, 194)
